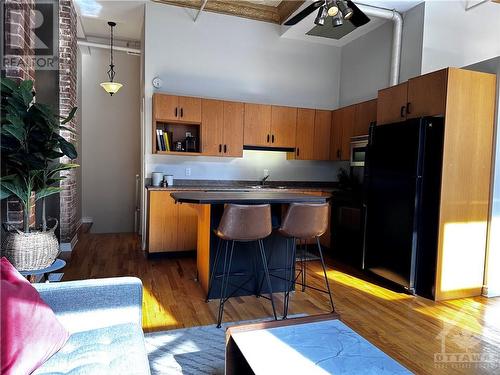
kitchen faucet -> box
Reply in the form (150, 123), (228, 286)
(261, 175), (270, 186)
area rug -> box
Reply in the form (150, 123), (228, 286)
(145, 316), (303, 375)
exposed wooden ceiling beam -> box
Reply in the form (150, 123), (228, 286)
(153, 0), (304, 24)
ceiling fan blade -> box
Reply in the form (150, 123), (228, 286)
(284, 1), (324, 26)
(348, 1), (370, 27)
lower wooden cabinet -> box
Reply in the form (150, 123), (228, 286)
(147, 190), (197, 253)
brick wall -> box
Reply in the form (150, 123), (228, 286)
(58, 0), (78, 242)
(3, 0), (36, 230)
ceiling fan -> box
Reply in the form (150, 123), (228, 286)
(284, 0), (370, 28)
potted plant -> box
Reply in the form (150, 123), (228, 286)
(0, 78), (78, 270)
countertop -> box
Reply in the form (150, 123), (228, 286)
(171, 191), (329, 204)
(146, 180), (340, 193)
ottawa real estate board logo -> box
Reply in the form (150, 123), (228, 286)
(434, 308), (498, 370)
(2, 0), (58, 71)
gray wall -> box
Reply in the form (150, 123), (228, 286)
(339, 2), (425, 107)
(81, 48), (140, 233)
(143, 2), (344, 181)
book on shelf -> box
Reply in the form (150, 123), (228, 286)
(156, 129), (163, 151)
(163, 131), (170, 151)
(156, 129), (174, 152)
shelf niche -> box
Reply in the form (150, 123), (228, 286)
(154, 121), (201, 154)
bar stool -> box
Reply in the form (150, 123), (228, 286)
(278, 203), (335, 318)
(206, 204), (278, 328)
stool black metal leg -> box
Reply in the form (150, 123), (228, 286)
(206, 237), (223, 302)
(301, 240), (306, 292)
(283, 237), (296, 319)
(216, 240), (233, 328)
(316, 236), (335, 313)
(256, 241), (275, 298)
(258, 239), (277, 321)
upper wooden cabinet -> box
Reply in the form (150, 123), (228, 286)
(313, 110), (332, 161)
(354, 99), (377, 136)
(331, 106), (355, 161)
(377, 82), (408, 125)
(294, 109), (315, 160)
(153, 93), (201, 123)
(406, 69), (447, 119)
(377, 69), (448, 125)
(243, 103), (272, 147)
(270, 106), (297, 148)
(202, 99), (244, 157)
(244, 104), (297, 148)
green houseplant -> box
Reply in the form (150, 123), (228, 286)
(1, 78), (78, 270)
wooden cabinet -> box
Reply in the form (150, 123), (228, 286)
(147, 190), (197, 253)
(223, 101), (244, 157)
(330, 106), (355, 161)
(244, 103), (272, 147)
(313, 110), (332, 161)
(270, 106), (297, 148)
(244, 104), (297, 148)
(294, 109), (315, 160)
(376, 82), (408, 125)
(153, 93), (201, 123)
(354, 99), (377, 136)
(377, 69), (448, 125)
(406, 69), (447, 119)
(202, 100), (244, 157)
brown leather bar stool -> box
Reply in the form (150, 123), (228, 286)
(278, 203), (335, 318)
(206, 204), (277, 328)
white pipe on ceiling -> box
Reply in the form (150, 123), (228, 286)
(77, 39), (141, 55)
(194, 0), (209, 22)
(357, 4), (403, 86)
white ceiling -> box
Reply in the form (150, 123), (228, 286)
(75, 0), (423, 43)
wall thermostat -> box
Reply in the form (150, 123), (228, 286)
(152, 77), (162, 89)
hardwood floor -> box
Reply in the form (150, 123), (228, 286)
(63, 232), (500, 374)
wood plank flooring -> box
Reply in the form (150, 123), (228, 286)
(62, 232), (500, 374)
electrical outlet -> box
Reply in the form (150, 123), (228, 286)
(185, 168), (191, 176)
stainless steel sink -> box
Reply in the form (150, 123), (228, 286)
(248, 185), (287, 190)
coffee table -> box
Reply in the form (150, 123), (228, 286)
(226, 314), (411, 374)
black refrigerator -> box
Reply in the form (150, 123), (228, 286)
(362, 117), (444, 298)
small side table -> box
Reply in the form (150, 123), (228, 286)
(19, 259), (66, 283)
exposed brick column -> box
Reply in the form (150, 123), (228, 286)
(2, 0), (36, 230)
(58, 0), (78, 242)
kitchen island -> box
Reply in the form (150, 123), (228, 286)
(171, 191), (329, 298)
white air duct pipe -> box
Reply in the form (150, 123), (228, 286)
(77, 39), (141, 55)
(357, 4), (403, 86)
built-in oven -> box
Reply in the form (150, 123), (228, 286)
(350, 135), (369, 167)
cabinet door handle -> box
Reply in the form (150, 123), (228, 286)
(297, 148), (300, 157)
(223, 144), (227, 153)
(400, 105), (406, 118)
(271, 135), (275, 143)
(406, 102), (411, 115)
(337, 149), (341, 158)
(180, 108), (184, 118)
(267, 134), (270, 143)
(175, 107), (178, 117)
(219, 144), (222, 153)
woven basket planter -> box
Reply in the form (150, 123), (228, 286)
(1, 219), (59, 271)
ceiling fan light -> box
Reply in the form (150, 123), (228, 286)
(337, 0), (354, 20)
(100, 81), (123, 96)
(314, 6), (328, 26)
(332, 13), (343, 27)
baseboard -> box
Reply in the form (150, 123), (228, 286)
(59, 230), (79, 253)
(482, 285), (500, 298)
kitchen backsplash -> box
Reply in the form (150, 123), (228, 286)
(147, 150), (348, 182)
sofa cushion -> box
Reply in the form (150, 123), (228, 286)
(0, 257), (70, 375)
(33, 323), (150, 375)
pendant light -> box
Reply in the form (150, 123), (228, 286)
(100, 21), (123, 96)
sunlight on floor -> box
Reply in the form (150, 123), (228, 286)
(315, 267), (412, 301)
(142, 286), (178, 332)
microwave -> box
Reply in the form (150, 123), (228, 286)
(350, 135), (369, 167)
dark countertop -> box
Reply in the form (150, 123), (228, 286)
(146, 180), (339, 193)
(171, 191), (329, 204)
